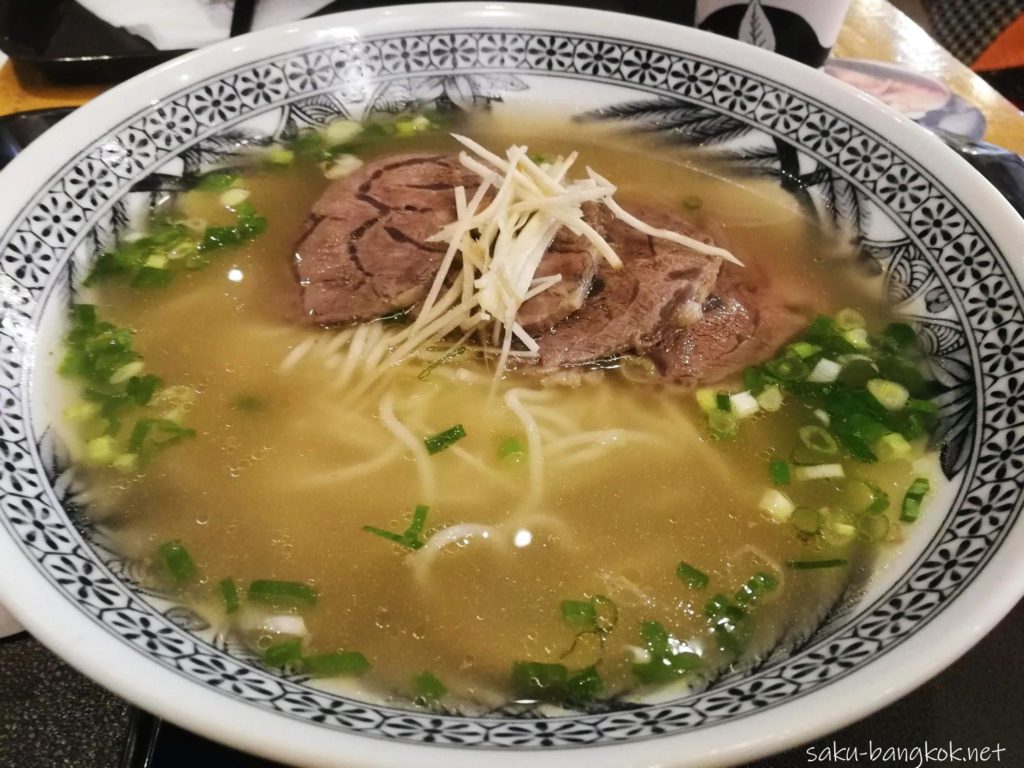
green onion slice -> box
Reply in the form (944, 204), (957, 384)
(497, 436), (525, 459)
(561, 600), (597, 630)
(219, 578), (240, 614)
(247, 579), (318, 606)
(424, 424), (467, 454)
(158, 540), (197, 584)
(264, 639), (303, 667)
(304, 651), (370, 677)
(769, 460), (791, 486)
(900, 477), (930, 522)
(798, 425), (839, 454)
(414, 671), (448, 701)
(785, 558), (849, 570)
(363, 504), (430, 550)
(676, 561), (709, 589)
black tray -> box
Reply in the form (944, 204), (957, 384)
(0, 0), (696, 84)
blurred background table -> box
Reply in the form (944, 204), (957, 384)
(0, 1), (1021, 767)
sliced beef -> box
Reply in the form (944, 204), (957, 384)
(295, 154), (476, 325)
(537, 205), (723, 368)
(649, 263), (808, 386)
(295, 153), (601, 329)
(518, 224), (599, 335)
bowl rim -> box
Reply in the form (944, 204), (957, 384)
(1, 3), (1023, 767)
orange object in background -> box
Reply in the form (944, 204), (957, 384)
(972, 14), (1024, 71)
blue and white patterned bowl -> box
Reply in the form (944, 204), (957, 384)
(1, 4), (1023, 766)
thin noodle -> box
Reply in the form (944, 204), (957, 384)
(378, 394), (437, 506)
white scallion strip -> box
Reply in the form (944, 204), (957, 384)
(397, 135), (744, 378)
(793, 464), (846, 481)
(586, 168), (743, 266)
(758, 488), (795, 522)
(807, 358), (842, 383)
(730, 391), (760, 419)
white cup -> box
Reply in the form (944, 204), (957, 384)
(695, 0), (853, 67)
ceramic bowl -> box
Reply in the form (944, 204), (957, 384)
(1, 4), (1023, 766)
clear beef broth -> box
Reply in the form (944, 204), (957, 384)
(73, 115), (914, 707)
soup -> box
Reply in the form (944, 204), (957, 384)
(56, 111), (940, 709)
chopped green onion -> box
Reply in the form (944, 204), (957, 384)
(112, 453), (138, 473)
(807, 358), (842, 383)
(414, 671), (447, 701)
(676, 561), (709, 588)
(158, 540), (197, 584)
(323, 119), (363, 146)
(842, 328), (870, 349)
(734, 571), (778, 606)
(791, 506), (822, 535)
(835, 308), (866, 331)
(247, 579), (318, 606)
(702, 594), (735, 619)
(363, 504), (430, 550)
(900, 477), (930, 522)
(788, 341), (821, 359)
(793, 464), (845, 482)
(874, 432), (912, 461)
(786, 558), (849, 569)
(769, 460), (791, 486)
(511, 661), (567, 699)
(882, 322), (918, 349)
(561, 600), (597, 631)
(631, 621), (702, 683)
(424, 424), (467, 454)
(730, 391), (760, 418)
(219, 578), (240, 614)
(838, 358), (878, 388)
(264, 638), (304, 667)
(196, 173), (239, 191)
(566, 665), (603, 701)
(510, 661), (603, 703)
(497, 436), (525, 459)
(798, 425), (839, 454)
(843, 479), (887, 514)
(682, 194), (703, 210)
(764, 356), (809, 381)
(264, 145), (295, 165)
(85, 435), (118, 465)
(758, 488), (795, 522)
(695, 387), (717, 412)
(857, 512), (890, 542)
(707, 409), (739, 439)
(756, 385), (783, 412)
(591, 594), (618, 632)
(823, 509), (858, 545)
(715, 391), (731, 412)
(304, 651), (370, 677)
(867, 378), (910, 411)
